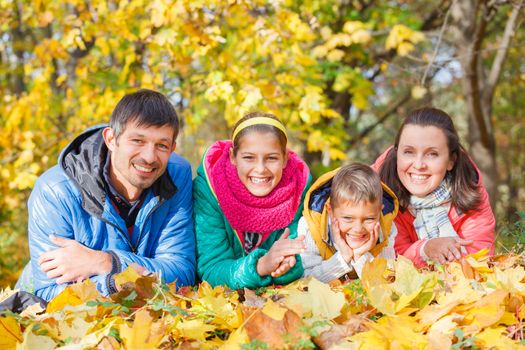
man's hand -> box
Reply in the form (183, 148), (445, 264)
(353, 222), (380, 261)
(38, 235), (113, 284)
(423, 237), (473, 264)
(256, 228), (305, 277)
(332, 219), (354, 263)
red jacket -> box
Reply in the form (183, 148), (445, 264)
(372, 147), (495, 267)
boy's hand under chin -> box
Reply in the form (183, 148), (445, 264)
(352, 222), (380, 261)
(332, 218), (354, 263)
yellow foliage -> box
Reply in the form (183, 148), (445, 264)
(385, 24), (425, 56)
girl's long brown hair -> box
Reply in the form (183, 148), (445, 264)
(379, 107), (481, 213)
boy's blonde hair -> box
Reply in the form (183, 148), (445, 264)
(330, 163), (383, 208)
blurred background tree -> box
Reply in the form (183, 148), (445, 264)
(1, 0), (523, 286)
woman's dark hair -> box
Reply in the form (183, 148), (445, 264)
(231, 112), (287, 156)
(379, 107), (481, 212)
(110, 89), (179, 142)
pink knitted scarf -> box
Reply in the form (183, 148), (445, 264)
(207, 141), (308, 241)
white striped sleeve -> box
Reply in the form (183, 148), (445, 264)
(298, 217), (354, 283)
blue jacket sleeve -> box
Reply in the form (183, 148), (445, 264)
(26, 176), (113, 300)
(108, 162), (196, 287)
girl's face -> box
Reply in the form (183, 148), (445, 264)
(230, 131), (287, 197)
(396, 125), (455, 198)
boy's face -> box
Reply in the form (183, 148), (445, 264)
(328, 200), (382, 249)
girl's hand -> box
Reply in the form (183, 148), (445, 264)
(256, 228), (305, 277)
(353, 222), (380, 261)
(423, 237), (473, 264)
(332, 219), (354, 263)
(271, 255), (296, 278)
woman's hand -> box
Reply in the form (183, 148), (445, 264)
(423, 237), (473, 264)
(353, 222), (380, 261)
(332, 219), (354, 263)
(256, 228), (305, 277)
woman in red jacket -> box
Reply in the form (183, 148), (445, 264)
(373, 107), (495, 267)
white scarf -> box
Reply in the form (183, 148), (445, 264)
(409, 178), (457, 241)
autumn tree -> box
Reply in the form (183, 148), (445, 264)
(1, 0), (523, 284)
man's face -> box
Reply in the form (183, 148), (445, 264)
(103, 121), (176, 201)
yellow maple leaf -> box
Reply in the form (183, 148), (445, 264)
(285, 278), (345, 319)
(17, 324), (56, 349)
(262, 299), (287, 321)
(0, 316), (22, 349)
(196, 282), (241, 328)
(113, 265), (143, 289)
(221, 327), (249, 349)
(176, 319), (217, 342)
(120, 309), (166, 348)
(417, 301), (460, 328)
(467, 289), (508, 328)
(475, 327), (507, 348)
(426, 315), (458, 350)
(494, 266), (525, 294)
(46, 279), (102, 313)
(57, 316), (93, 343)
(437, 264), (483, 305)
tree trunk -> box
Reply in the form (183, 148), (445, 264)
(449, 0), (524, 208)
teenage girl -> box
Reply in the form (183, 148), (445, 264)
(193, 112), (311, 289)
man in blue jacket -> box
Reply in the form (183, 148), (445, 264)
(16, 89), (196, 301)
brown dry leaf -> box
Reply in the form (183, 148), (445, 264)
(242, 288), (266, 308)
(46, 279), (101, 313)
(489, 254), (520, 270)
(314, 314), (369, 350)
(242, 305), (307, 348)
(460, 257), (481, 280)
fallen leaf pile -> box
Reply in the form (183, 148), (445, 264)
(1, 250), (525, 349)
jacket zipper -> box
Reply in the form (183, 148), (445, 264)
(101, 218), (137, 253)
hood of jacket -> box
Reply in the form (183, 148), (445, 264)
(59, 125), (177, 219)
(302, 167), (399, 260)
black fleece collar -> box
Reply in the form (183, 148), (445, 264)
(59, 126), (177, 218)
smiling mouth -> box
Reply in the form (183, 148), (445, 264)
(250, 177), (271, 184)
(346, 233), (368, 241)
(133, 164), (155, 173)
(410, 174), (429, 181)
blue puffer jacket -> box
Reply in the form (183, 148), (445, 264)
(16, 125), (196, 301)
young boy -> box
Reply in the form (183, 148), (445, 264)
(298, 163), (399, 283)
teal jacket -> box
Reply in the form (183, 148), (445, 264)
(193, 141), (311, 289)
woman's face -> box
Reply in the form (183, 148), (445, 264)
(396, 125), (455, 198)
(230, 131), (287, 197)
